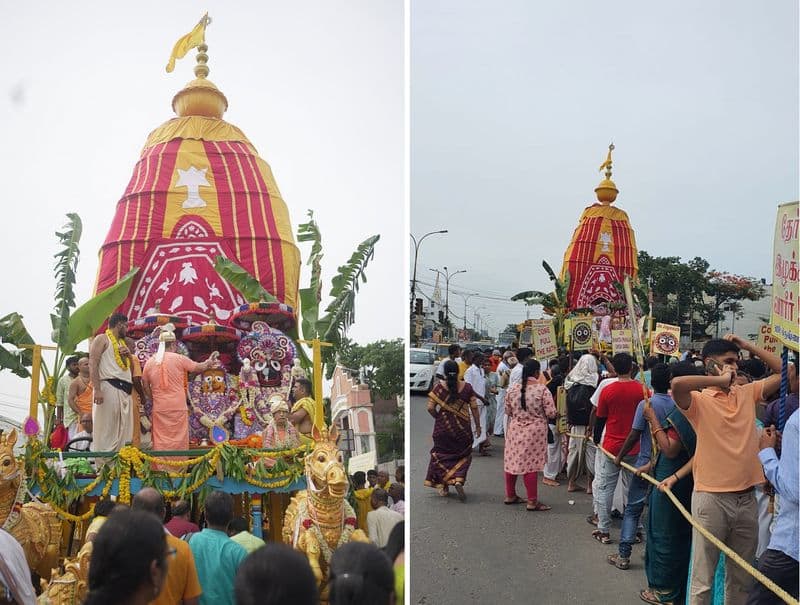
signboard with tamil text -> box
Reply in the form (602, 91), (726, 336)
(771, 201), (799, 351)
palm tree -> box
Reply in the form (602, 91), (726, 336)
(510, 261), (571, 347)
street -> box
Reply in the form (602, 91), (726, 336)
(409, 393), (646, 604)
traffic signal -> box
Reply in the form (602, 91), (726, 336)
(415, 298), (423, 316)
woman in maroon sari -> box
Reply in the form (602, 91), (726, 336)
(424, 360), (481, 501)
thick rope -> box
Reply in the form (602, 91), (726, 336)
(778, 347), (789, 432)
(583, 442), (798, 605)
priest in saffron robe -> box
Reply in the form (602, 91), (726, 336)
(142, 324), (220, 452)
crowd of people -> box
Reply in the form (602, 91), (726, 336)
(1, 486), (404, 605)
(424, 336), (798, 604)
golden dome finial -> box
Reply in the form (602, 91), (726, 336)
(168, 14), (228, 119)
(595, 143), (618, 205)
(194, 42), (210, 79)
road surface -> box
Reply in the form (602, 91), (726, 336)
(409, 393), (647, 604)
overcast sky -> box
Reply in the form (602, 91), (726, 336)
(411, 0), (798, 337)
(0, 2), (403, 421)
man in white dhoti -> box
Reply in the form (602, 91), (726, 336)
(464, 352), (489, 454)
(90, 312), (134, 453)
(493, 351), (513, 437)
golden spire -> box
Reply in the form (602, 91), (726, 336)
(594, 143), (618, 205)
(167, 14), (228, 119)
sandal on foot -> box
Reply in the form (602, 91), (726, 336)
(586, 514), (598, 527)
(526, 501), (551, 511)
(592, 530), (612, 544)
(455, 484), (466, 502)
(542, 478), (560, 487)
(606, 554), (630, 570)
(639, 588), (671, 605)
(504, 496), (524, 505)
(437, 486), (449, 497)
(634, 532), (643, 544)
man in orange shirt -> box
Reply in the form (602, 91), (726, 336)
(672, 335), (782, 605)
(132, 487), (202, 605)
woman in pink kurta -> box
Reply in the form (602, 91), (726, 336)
(503, 359), (557, 511)
(141, 334), (218, 453)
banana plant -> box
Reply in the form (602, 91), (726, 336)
(0, 214), (139, 436)
(511, 261), (571, 347)
(214, 210), (379, 379)
(298, 211), (379, 378)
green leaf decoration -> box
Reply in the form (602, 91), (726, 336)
(297, 210), (324, 340)
(52, 214), (82, 350)
(62, 268), (140, 354)
(0, 312), (34, 378)
(319, 234), (380, 344)
(213, 257), (277, 303)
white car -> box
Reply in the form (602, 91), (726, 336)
(409, 348), (437, 392)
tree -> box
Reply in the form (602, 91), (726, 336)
(636, 251), (766, 338)
(336, 338), (404, 462)
(336, 338), (404, 401)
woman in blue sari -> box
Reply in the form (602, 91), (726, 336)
(639, 404), (696, 605)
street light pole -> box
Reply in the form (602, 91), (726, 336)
(430, 266), (466, 340)
(454, 292), (478, 331)
(410, 230), (448, 314)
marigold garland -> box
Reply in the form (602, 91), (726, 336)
(106, 328), (129, 370)
(24, 438), (311, 513)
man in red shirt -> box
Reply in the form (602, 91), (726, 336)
(591, 352), (648, 543)
(165, 500), (200, 538)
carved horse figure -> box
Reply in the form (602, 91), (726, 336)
(282, 426), (368, 600)
(0, 429), (62, 580)
(38, 545), (91, 605)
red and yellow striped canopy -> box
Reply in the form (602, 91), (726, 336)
(95, 115), (300, 325)
(560, 203), (638, 310)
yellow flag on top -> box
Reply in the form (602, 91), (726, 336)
(166, 13), (210, 73)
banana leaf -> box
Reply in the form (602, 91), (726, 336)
(0, 312), (34, 378)
(51, 214), (82, 349)
(320, 234), (379, 343)
(297, 210), (324, 341)
(213, 257), (277, 303)
(63, 268), (140, 354)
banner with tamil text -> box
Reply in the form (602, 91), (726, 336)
(771, 201), (799, 351)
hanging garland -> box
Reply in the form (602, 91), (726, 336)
(106, 328), (129, 370)
(23, 438), (311, 516)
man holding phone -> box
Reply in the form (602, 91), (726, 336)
(671, 335), (783, 604)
